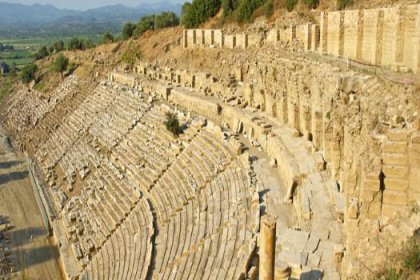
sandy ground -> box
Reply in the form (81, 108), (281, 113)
(0, 126), (62, 280)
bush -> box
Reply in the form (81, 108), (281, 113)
(102, 32), (114, 44)
(21, 63), (37, 84)
(35, 46), (49, 60)
(53, 54), (69, 79)
(304, 0), (319, 9)
(155, 12), (179, 29)
(164, 112), (181, 136)
(222, 0), (238, 19)
(181, 0), (221, 28)
(134, 15), (155, 37)
(285, 0), (297, 12)
(53, 41), (65, 52)
(121, 42), (142, 67)
(337, 0), (351, 10)
(234, 0), (266, 23)
(68, 37), (95, 51)
(122, 22), (136, 40)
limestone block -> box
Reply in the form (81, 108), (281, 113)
(383, 142), (407, 153)
(383, 190), (408, 206)
(384, 178), (409, 191)
(387, 130), (408, 141)
(382, 153), (408, 165)
(267, 29), (280, 43)
(364, 178), (380, 192)
(383, 165), (409, 178)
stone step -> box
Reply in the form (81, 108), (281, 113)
(387, 129), (409, 142)
(383, 141), (407, 154)
(383, 190), (408, 206)
(383, 153), (408, 166)
(383, 165), (409, 179)
(384, 178), (409, 192)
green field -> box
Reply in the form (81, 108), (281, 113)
(0, 34), (104, 69)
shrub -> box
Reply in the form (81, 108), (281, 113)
(121, 42), (142, 67)
(21, 63), (37, 84)
(164, 112), (181, 136)
(53, 41), (65, 52)
(337, 0), (352, 10)
(53, 54), (69, 79)
(134, 15), (155, 37)
(234, 0), (266, 23)
(304, 0), (319, 9)
(285, 0), (297, 12)
(35, 46), (49, 60)
(102, 32), (114, 44)
(181, 0), (221, 28)
(222, 0), (238, 19)
(154, 12), (179, 29)
(122, 22), (136, 40)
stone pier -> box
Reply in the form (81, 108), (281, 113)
(259, 215), (277, 280)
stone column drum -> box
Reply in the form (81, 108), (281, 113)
(259, 215), (276, 280)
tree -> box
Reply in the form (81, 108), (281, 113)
(164, 112), (181, 136)
(122, 22), (136, 40)
(134, 16), (155, 37)
(9, 62), (17, 77)
(53, 41), (65, 52)
(35, 46), (49, 60)
(68, 37), (83, 50)
(21, 63), (37, 84)
(181, 0), (221, 28)
(53, 54), (69, 79)
(154, 12), (179, 29)
(181, 2), (192, 25)
(103, 32), (114, 44)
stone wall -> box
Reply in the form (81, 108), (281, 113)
(183, 4), (420, 73)
(321, 4), (420, 73)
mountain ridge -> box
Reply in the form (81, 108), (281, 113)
(0, 1), (182, 38)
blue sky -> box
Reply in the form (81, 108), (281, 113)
(4, 0), (185, 10)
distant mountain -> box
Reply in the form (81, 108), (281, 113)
(0, 1), (182, 38)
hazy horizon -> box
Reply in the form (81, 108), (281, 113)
(1, 0), (185, 10)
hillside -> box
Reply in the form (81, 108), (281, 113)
(0, 1), (419, 280)
(0, 1), (182, 38)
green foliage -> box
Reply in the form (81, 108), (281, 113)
(53, 54), (69, 78)
(0, 75), (18, 102)
(67, 62), (77, 75)
(303, 0), (319, 9)
(133, 15), (155, 37)
(20, 63), (37, 84)
(181, 0), (221, 28)
(35, 46), (49, 60)
(102, 32), (114, 44)
(164, 112), (181, 136)
(337, 0), (352, 10)
(0, 62), (10, 75)
(68, 37), (83, 50)
(122, 22), (136, 40)
(154, 12), (179, 30)
(181, 2), (192, 25)
(68, 37), (95, 51)
(404, 241), (420, 273)
(383, 268), (400, 280)
(234, 0), (266, 23)
(0, 43), (14, 52)
(263, 0), (274, 17)
(52, 40), (65, 52)
(285, 0), (297, 12)
(121, 42), (142, 66)
(221, 0), (238, 19)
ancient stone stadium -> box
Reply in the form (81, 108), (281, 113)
(0, 2), (419, 280)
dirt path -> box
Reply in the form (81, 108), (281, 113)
(0, 126), (62, 280)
